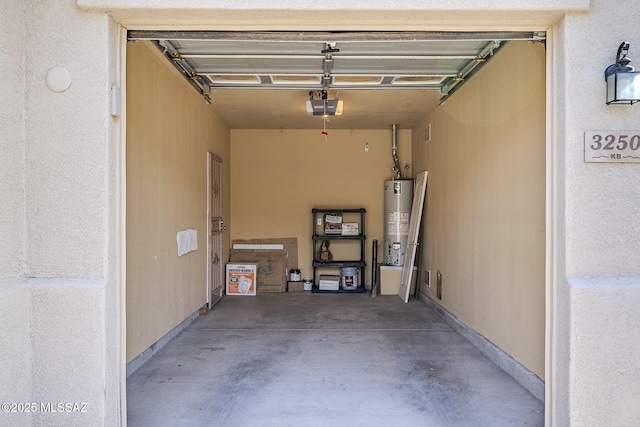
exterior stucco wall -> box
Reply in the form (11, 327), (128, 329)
(0, 0), (25, 281)
(77, 0), (589, 29)
(30, 280), (106, 426)
(0, 283), (31, 427)
(561, 1), (640, 425)
(24, 1), (109, 278)
(26, 0), (117, 422)
(563, 2), (640, 277)
(0, 1), (120, 425)
(569, 278), (640, 426)
(0, 2), (31, 426)
(1, 0), (639, 426)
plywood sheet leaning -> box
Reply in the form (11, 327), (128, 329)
(398, 171), (428, 303)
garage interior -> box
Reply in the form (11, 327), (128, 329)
(125, 30), (546, 424)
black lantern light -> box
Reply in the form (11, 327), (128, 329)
(605, 42), (640, 105)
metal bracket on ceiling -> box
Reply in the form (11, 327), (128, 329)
(159, 40), (179, 59)
(438, 40), (508, 105)
(321, 42), (338, 91)
(156, 40), (212, 104)
(532, 32), (547, 42)
(321, 42), (339, 54)
(478, 41), (501, 61)
(439, 84), (450, 99)
(531, 32), (547, 50)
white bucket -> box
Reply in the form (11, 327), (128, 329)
(341, 267), (358, 290)
(290, 269), (301, 281)
(303, 277), (313, 291)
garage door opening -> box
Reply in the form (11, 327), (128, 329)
(124, 30), (547, 425)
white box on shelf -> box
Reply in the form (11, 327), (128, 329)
(341, 223), (359, 236)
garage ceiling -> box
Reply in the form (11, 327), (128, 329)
(128, 31), (545, 129)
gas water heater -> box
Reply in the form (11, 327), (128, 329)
(384, 124), (414, 265)
(384, 179), (414, 265)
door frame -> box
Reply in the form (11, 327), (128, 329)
(206, 151), (224, 308)
(117, 24), (128, 426)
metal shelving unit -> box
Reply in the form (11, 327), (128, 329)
(312, 208), (366, 293)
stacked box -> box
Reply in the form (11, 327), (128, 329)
(229, 249), (287, 292)
(287, 281), (304, 292)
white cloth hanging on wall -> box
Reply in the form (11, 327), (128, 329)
(177, 229), (198, 256)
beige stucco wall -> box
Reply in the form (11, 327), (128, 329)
(230, 128), (412, 285)
(0, 0), (119, 425)
(78, 0), (588, 29)
(26, 4), (108, 279)
(0, 0), (25, 282)
(559, 1), (640, 425)
(3, 0), (640, 426)
(30, 279), (107, 425)
(0, 1), (31, 422)
(412, 41), (546, 377)
(0, 283), (31, 426)
(126, 41), (231, 362)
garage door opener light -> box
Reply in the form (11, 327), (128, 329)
(306, 90), (343, 117)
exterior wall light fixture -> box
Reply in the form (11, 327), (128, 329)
(605, 42), (640, 105)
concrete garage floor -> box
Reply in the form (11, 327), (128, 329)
(127, 293), (544, 427)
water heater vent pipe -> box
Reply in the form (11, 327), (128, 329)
(391, 124), (402, 180)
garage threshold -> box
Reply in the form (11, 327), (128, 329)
(126, 293), (543, 426)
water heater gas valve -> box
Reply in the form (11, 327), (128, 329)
(387, 242), (403, 265)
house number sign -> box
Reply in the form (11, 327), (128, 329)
(585, 131), (640, 163)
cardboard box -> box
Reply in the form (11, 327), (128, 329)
(341, 222), (359, 236)
(319, 274), (340, 291)
(232, 238), (298, 271)
(379, 265), (418, 295)
(229, 249), (287, 293)
(287, 281), (304, 292)
(226, 263), (257, 296)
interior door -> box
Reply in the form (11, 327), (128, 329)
(398, 171), (428, 303)
(207, 152), (225, 308)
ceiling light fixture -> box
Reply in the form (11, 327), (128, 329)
(605, 42), (640, 105)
